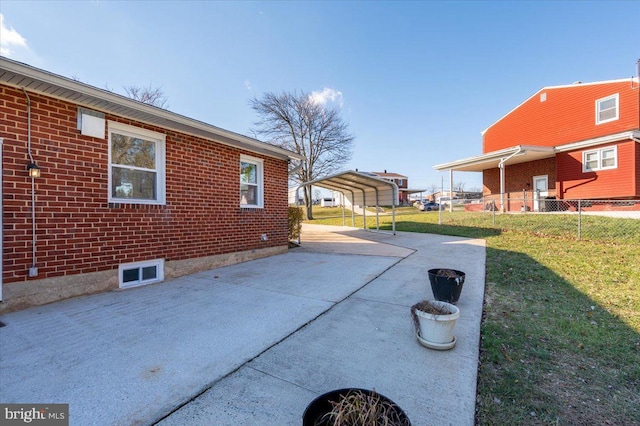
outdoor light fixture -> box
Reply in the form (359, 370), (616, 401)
(27, 163), (41, 178)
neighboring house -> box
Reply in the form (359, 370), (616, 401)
(0, 57), (302, 312)
(369, 171), (424, 205)
(435, 77), (640, 211)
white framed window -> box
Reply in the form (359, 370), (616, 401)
(595, 94), (619, 125)
(108, 121), (166, 204)
(240, 155), (263, 208)
(582, 146), (617, 172)
(118, 259), (164, 288)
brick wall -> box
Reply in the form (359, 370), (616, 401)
(1, 85), (289, 284)
(482, 157), (557, 196)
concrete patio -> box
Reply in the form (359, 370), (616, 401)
(0, 224), (486, 425)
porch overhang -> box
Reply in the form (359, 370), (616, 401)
(432, 131), (639, 212)
(433, 145), (555, 173)
(433, 131), (640, 173)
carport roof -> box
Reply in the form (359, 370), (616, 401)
(298, 170), (399, 207)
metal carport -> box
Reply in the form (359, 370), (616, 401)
(297, 170), (399, 236)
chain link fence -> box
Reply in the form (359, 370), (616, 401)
(437, 198), (640, 243)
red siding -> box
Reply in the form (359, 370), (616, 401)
(483, 80), (639, 153)
(557, 141), (638, 199)
(636, 141), (640, 196)
(1, 86), (289, 284)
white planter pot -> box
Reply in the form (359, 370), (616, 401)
(412, 300), (459, 350)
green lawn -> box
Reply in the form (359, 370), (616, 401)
(307, 207), (640, 425)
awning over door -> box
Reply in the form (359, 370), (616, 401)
(433, 145), (555, 172)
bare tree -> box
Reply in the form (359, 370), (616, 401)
(124, 84), (169, 109)
(428, 184), (439, 199)
(453, 181), (466, 195)
(250, 90), (354, 219)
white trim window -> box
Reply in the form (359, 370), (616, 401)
(595, 94), (619, 125)
(118, 259), (164, 288)
(582, 146), (617, 172)
(240, 155), (263, 208)
(108, 121), (166, 204)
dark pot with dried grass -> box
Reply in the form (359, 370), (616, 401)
(427, 268), (465, 304)
(303, 388), (411, 426)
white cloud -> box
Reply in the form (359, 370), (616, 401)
(244, 80), (252, 90)
(0, 14), (29, 57)
(309, 88), (343, 108)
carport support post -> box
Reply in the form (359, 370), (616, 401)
(499, 161), (505, 213)
(361, 189), (366, 230)
(349, 189), (355, 227)
(340, 191), (346, 226)
(392, 204), (396, 235)
(295, 186), (302, 245)
(374, 187), (380, 232)
(449, 169), (454, 212)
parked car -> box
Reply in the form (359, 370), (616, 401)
(422, 202), (440, 211)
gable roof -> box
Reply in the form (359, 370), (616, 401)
(481, 77), (639, 135)
(371, 171), (408, 179)
(0, 56), (303, 161)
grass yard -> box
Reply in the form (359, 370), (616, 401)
(306, 207), (640, 425)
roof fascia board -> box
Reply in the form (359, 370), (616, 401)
(0, 57), (302, 161)
(435, 131), (638, 171)
(433, 145), (553, 171)
(554, 131), (639, 152)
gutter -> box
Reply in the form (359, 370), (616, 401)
(0, 57), (302, 162)
(498, 146), (523, 212)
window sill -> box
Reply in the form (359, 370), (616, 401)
(108, 202), (167, 209)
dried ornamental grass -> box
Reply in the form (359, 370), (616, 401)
(319, 389), (410, 426)
(410, 300), (454, 334)
(435, 268), (461, 278)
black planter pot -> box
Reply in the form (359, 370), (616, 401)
(428, 268), (465, 304)
(303, 388), (411, 426)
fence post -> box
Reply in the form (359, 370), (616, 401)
(492, 200), (496, 226)
(577, 199), (582, 240)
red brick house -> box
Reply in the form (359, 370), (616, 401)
(0, 57), (302, 312)
(369, 171), (426, 205)
(434, 77), (640, 211)
(370, 171), (408, 204)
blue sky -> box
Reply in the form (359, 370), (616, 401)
(1, 1), (639, 193)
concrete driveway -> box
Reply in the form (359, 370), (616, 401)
(0, 224), (485, 425)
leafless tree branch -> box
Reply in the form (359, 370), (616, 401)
(250, 90), (354, 219)
(124, 84), (169, 109)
